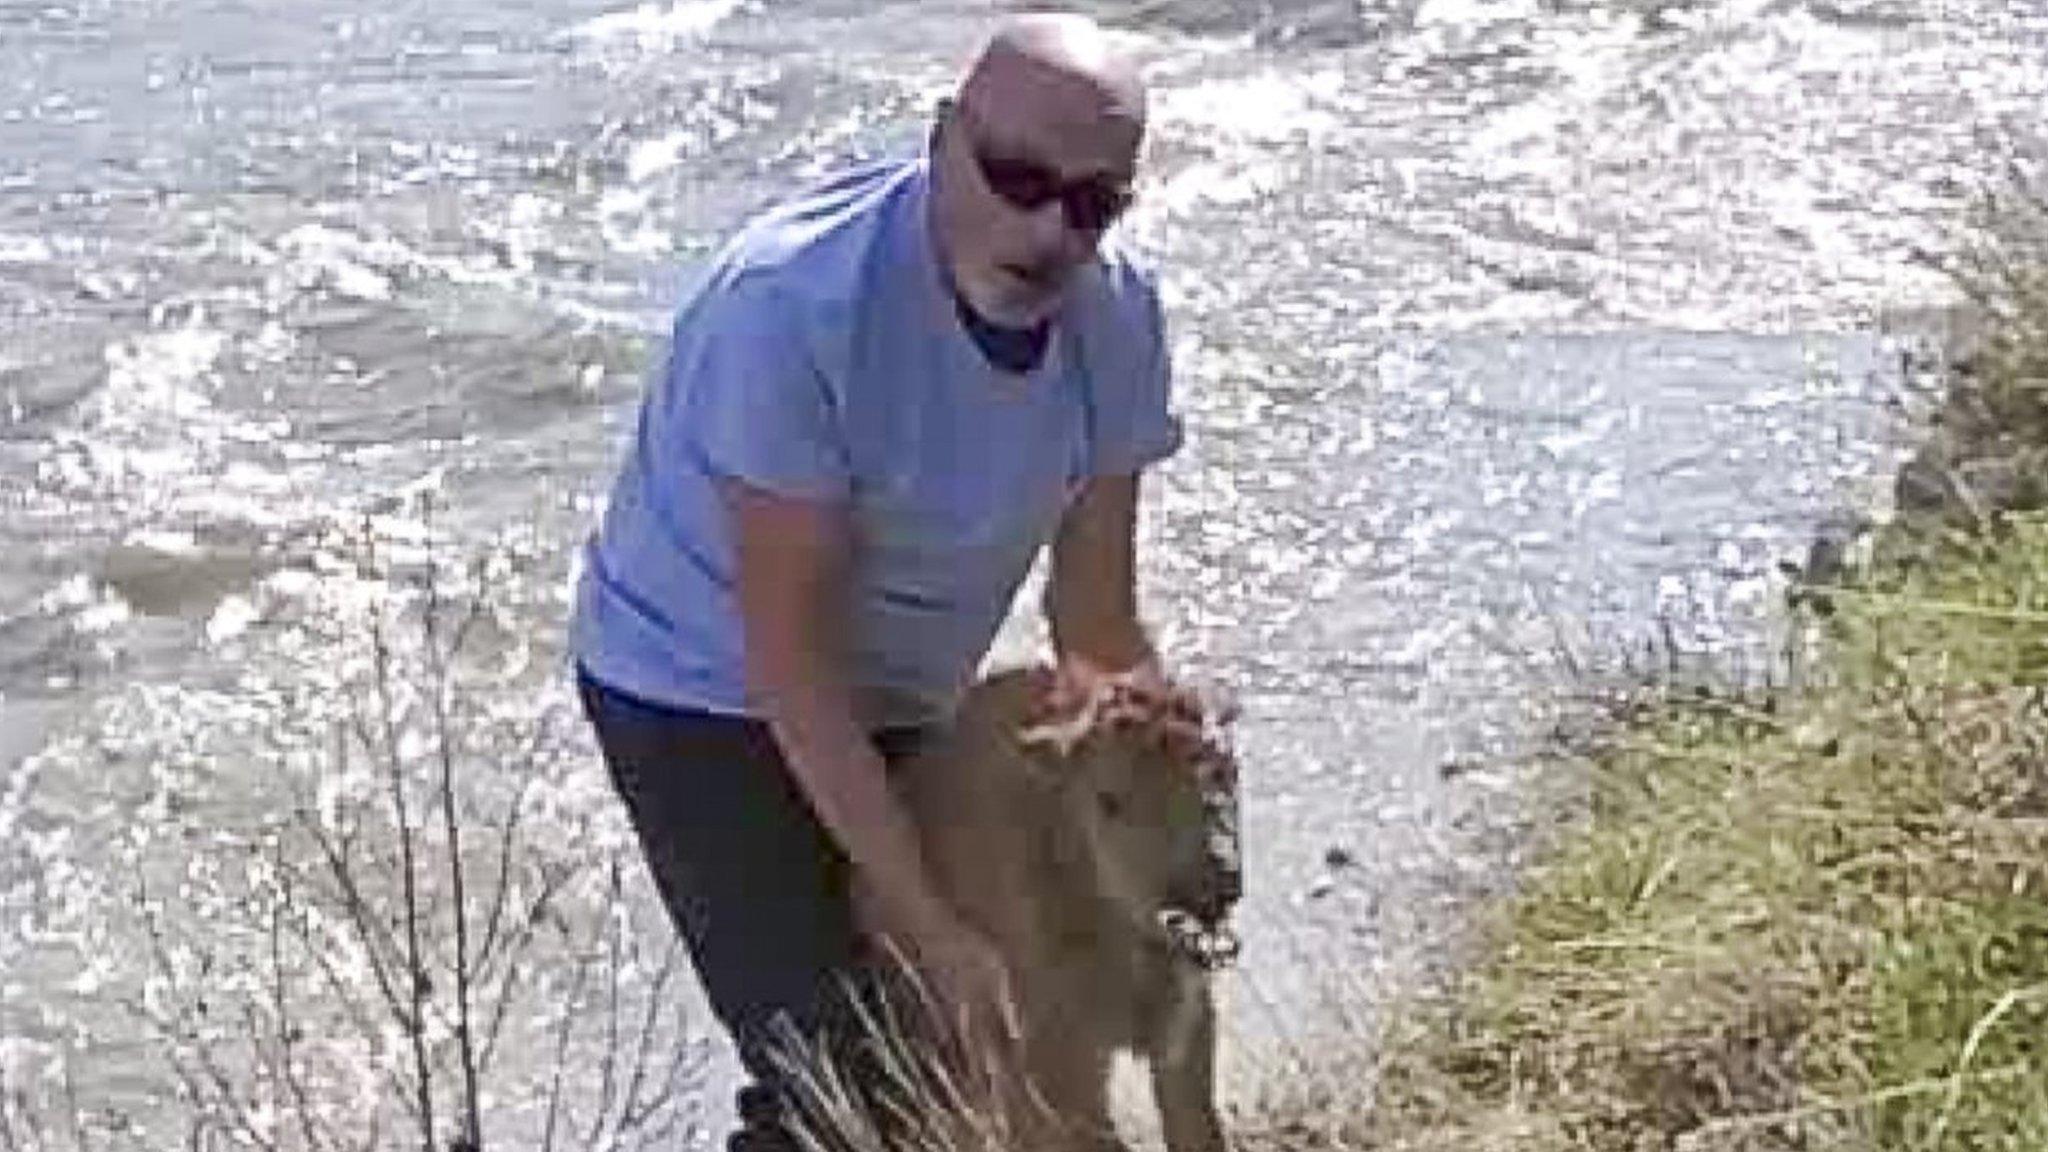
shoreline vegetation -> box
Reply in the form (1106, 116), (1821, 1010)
(1233, 181), (2048, 1150)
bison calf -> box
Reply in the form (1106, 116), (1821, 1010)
(869, 664), (1244, 1152)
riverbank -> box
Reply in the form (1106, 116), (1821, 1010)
(1238, 185), (2048, 1151)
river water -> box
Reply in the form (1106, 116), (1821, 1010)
(3, 0), (2044, 1145)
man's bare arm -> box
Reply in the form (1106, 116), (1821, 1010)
(1044, 472), (1160, 679)
(723, 478), (956, 941)
(722, 479), (1018, 1040)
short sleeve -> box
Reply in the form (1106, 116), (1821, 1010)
(675, 276), (851, 501)
(1086, 270), (1184, 477)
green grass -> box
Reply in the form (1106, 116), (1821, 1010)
(1236, 518), (2048, 1152)
(1234, 206), (2048, 1149)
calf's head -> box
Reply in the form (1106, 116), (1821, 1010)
(1013, 669), (1243, 957)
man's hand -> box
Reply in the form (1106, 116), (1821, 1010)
(1047, 651), (1166, 714)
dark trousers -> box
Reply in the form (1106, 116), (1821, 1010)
(576, 670), (930, 1152)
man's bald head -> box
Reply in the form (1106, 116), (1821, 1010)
(957, 12), (1147, 136)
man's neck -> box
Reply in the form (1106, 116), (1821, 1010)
(952, 288), (1051, 375)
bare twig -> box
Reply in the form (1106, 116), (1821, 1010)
(270, 849), (334, 1152)
(61, 1054), (89, 1152)
(369, 616), (438, 1152)
(238, 1000), (281, 1148)
(616, 1054), (695, 1152)
(477, 858), (583, 1074)
(423, 546), (485, 1152)
(1676, 1062), (2034, 1149)
(614, 944), (702, 1145)
(615, 1037), (700, 1147)
(128, 909), (281, 1152)
(1928, 984), (2047, 1149)
(0, 1067), (27, 1152)
(303, 773), (410, 1035)
(541, 942), (597, 1152)
(614, 934), (687, 1141)
(475, 718), (555, 976)
(583, 859), (627, 1151)
(274, 861), (419, 1117)
(157, 1046), (239, 1152)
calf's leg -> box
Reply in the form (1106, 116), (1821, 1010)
(1015, 1035), (1129, 1152)
(1149, 981), (1227, 1152)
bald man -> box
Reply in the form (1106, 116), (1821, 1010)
(570, 14), (1180, 1150)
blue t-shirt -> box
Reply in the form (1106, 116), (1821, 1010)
(569, 156), (1181, 727)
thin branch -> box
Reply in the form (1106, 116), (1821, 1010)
(125, 992), (278, 1152)
(613, 934), (686, 1140)
(477, 858), (584, 1074)
(370, 616), (438, 1152)
(266, 832), (425, 1115)
(601, 949), (701, 1151)
(356, 1107), (383, 1152)
(1929, 984), (2047, 1149)
(615, 1028), (699, 1147)
(541, 944), (597, 1152)
(0, 1067), (25, 1152)
(274, 861), (420, 1118)
(618, 1056), (697, 1152)
(238, 999), (283, 1148)
(423, 556), (484, 1152)
(156, 1042), (242, 1152)
(1819, 585), (2048, 626)
(582, 863), (626, 1151)
(270, 854), (335, 1152)
(477, 941), (532, 1083)
(475, 720), (552, 974)
(1677, 1062), (2034, 1149)
(301, 772), (409, 1031)
(61, 1054), (89, 1152)
(131, 889), (280, 1152)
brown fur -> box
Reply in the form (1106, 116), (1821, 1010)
(878, 664), (1242, 1152)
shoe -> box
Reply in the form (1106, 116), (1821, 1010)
(736, 1085), (783, 1127)
(726, 1128), (801, 1152)
(727, 1086), (800, 1152)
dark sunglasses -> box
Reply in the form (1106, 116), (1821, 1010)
(942, 103), (1134, 233)
(971, 147), (1134, 233)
